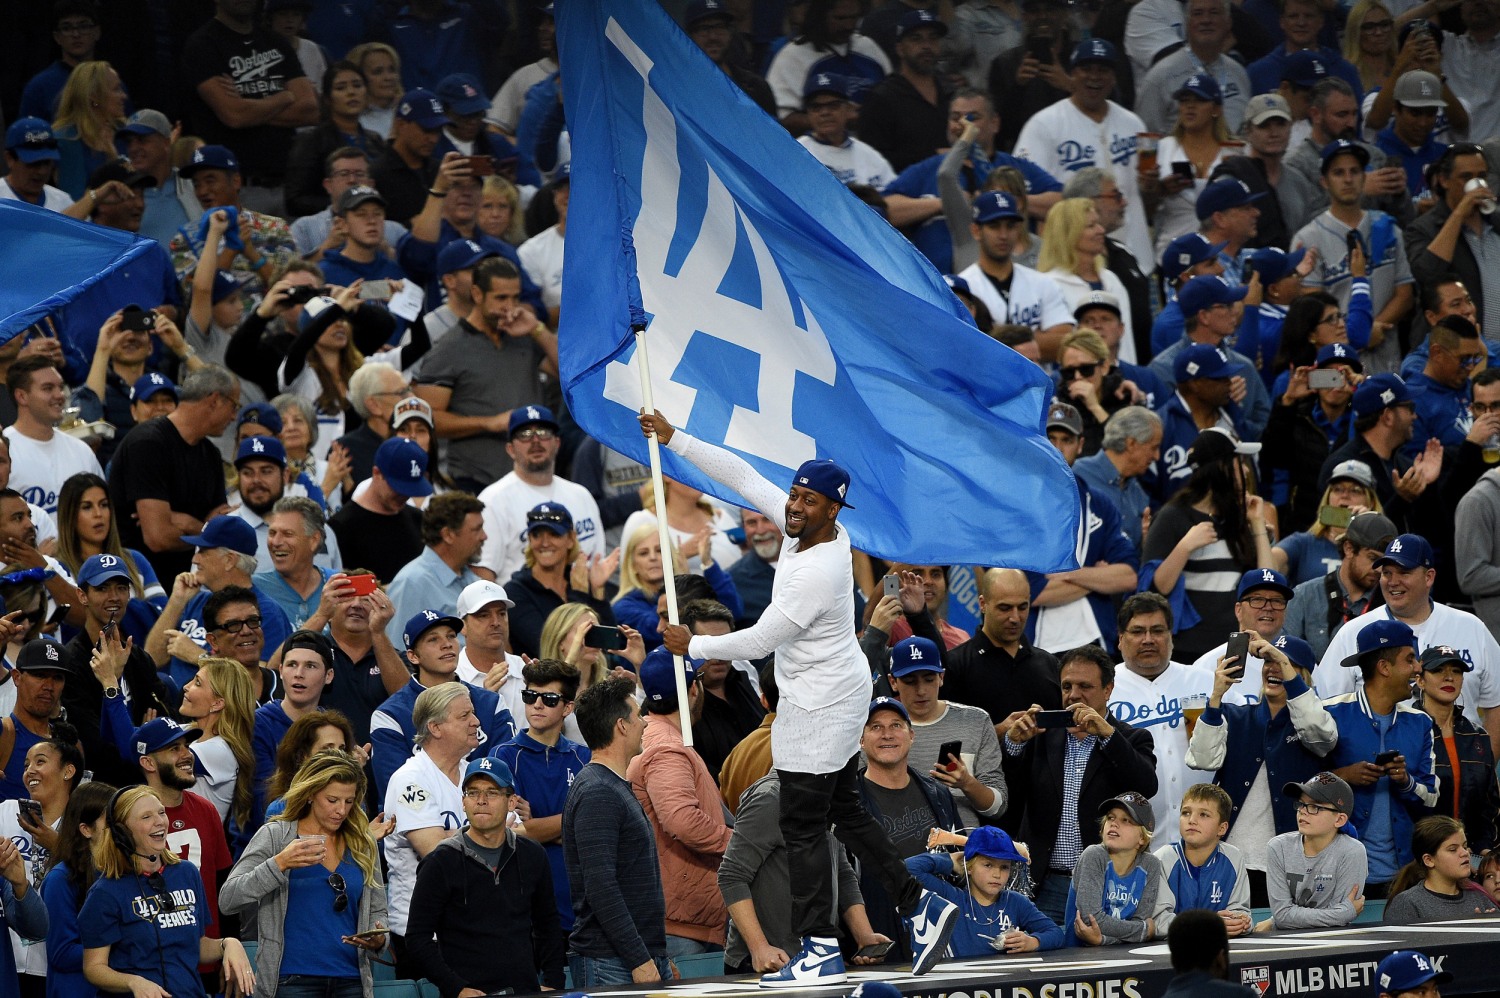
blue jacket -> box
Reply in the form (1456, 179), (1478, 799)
(1024, 480), (1138, 651)
(251, 700), (297, 813)
(904, 852), (1064, 955)
(1324, 686), (1439, 867)
(1405, 371), (1471, 455)
(1161, 842), (1244, 913)
(384, 0), (508, 91)
(488, 730), (591, 931)
(1150, 299), (1185, 357)
(1145, 394), (1232, 506)
(370, 678), (516, 801)
(613, 561), (744, 650)
(41, 862), (84, 998)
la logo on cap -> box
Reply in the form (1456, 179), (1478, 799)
(423, 610), (438, 621)
(1380, 389), (1395, 404)
(479, 758), (493, 770)
(1178, 252), (1191, 265)
(193, 148), (206, 162)
(410, 459), (421, 477)
(151, 374), (165, 384)
(908, 644), (924, 660)
(1187, 361), (1200, 375)
(1262, 569), (1275, 582)
(1391, 538), (1404, 552)
(45, 644), (58, 661)
(527, 406), (540, 420)
(252, 439), (265, 453)
(1275, 635), (1288, 648)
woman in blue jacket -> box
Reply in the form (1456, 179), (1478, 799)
(40, 781), (115, 998)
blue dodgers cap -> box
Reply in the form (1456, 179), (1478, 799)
(132, 717), (202, 758)
(890, 636), (943, 678)
(963, 825), (1028, 864)
(396, 88), (448, 129)
(1315, 341), (1363, 372)
(895, 7), (947, 38)
(1320, 138), (1371, 173)
(943, 274), (971, 297)
(402, 608), (464, 650)
(179, 144), (241, 178)
(1161, 232), (1227, 282)
(867, 695), (910, 722)
(1195, 176), (1264, 221)
(684, 0), (733, 27)
(1340, 617), (1418, 668)
(211, 270), (240, 306)
(1070, 37), (1118, 68)
(462, 755), (514, 790)
(972, 190), (1023, 224)
(6, 118), (59, 163)
(1174, 342), (1245, 381)
(130, 372), (177, 402)
(1352, 372), (1424, 417)
(1377, 951), (1452, 994)
(1176, 274), (1249, 320)
(803, 72), (848, 101)
(508, 404), (559, 438)
(1248, 246), (1306, 285)
(435, 73), (489, 116)
(1374, 532), (1435, 570)
(436, 238), (498, 277)
(1282, 50), (1331, 88)
(181, 514), (257, 555)
(525, 501), (573, 535)
(235, 435), (286, 469)
(1238, 567), (1294, 600)
(78, 553), (133, 588)
(374, 437), (434, 498)
(640, 645), (704, 702)
(1270, 633), (1317, 672)
(238, 401), (283, 435)
(791, 459), (854, 507)
(1173, 72), (1222, 103)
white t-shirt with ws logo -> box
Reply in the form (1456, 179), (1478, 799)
(382, 748), (465, 935)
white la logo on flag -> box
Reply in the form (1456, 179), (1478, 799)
(598, 19), (836, 469)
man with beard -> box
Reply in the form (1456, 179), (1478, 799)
(857, 9), (950, 173)
(477, 405), (603, 580)
(728, 508), (784, 627)
(372, 90), (446, 226)
(682, 0), (775, 116)
(1284, 79), (1408, 226)
(0, 490), (83, 631)
(385, 493), (489, 648)
(230, 436), (293, 572)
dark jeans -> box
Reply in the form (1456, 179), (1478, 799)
(567, 953), (673, 988)
(276, 975), (363, 998)
(779, 755), (920, 940)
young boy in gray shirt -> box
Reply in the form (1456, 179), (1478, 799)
(1261, 773), (1369, 931)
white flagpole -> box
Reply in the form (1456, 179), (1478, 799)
(635, 327), (694, 746)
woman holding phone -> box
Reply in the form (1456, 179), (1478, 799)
(222, 752), (389, 998)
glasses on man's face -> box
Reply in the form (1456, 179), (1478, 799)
(1458, 353), (1486, 369)
(330, 169), (370, 182)
(1473, 401), (1500, 415)
(215, 615), (262, 634)
(1123, 625), (1169, 638)
(1059, 363), (1099, 381)
(1243, 595), (1287, 610)
(463, 787), (509, 802)
(328, 872), (349, 913)
(1296, 800), (1340, 816)
(521, 688), (567, 707)
(513, 427), (557, 441)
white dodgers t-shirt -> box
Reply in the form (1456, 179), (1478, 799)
(1108, 661), (1216, 842)
(3, 428), (103, 513)
(476, 472), (603, 579)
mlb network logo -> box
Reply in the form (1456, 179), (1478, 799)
(1241, 965), (1271, 996)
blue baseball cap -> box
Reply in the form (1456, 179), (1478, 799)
(374, 437), (433, 498)
(963, 825), (1027, 863)
(1376, 951), (1452, 994)
(436, 238), (498, 277)
(508, 404), (559, 439)
(684, 0), (733, 27)
(1177, 274), (1249, 321)
(803, 72), (848, 100)
(1195, 177), (1263, 221)
(1352, 372), (1424, 418)
(890, 636), (943, 677)
(1282, 50), (1331, 88)
(943, 274), (971, 296)
(238, 401), (283, 435)
(397, 89), (447, 129)
(1374, 533), (1435, 570)
(180, 144), (240, 178)
(210, 270), (240, 306)
(435, 73), (489, 116)
(403, 608), (463, 650)
(868, 695), (909, 722)
(235, 435), (286, 469)
(1320, 138), (1371, 173)
(181, 514), (257, 556)
(791, 459), (854, 508)
(1238, 567), (1294, 600)
(463, 756), (514, 790)
(895, 7), (947, 38)
(1173, 73), (1222, 103)
(1315, 342), (1364, 372)
(132, 717), (202, 758)
(1070, 38), (1118, 68)
(1270, 633), (1317, 672)
(972, 191), (1022, 224)
(640, 645), (704, 703)
(1248, 246), (1306, 285)
(1161, 232), (1227, 283)
(525, 501), (573, 535)
(1174, 342), (1245, 381)
(130, 372), (177, 403)
(78, 553), (133, 588)
(297, 294), (340, 333)
(4, 118), (59, 162)
(1340, 618), (1418, 668)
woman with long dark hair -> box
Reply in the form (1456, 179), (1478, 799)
(264, 710), (361, 818)
(285, 60), (387, 218)
(1385, 815), (1498, 922)
(55, 473), (165, 648)
(40, 781), (116, 998)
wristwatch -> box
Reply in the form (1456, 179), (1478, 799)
(103, 686), (120, 699)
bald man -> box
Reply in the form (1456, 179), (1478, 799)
(943, 568), (1062, 737)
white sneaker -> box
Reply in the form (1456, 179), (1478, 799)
(759, 937), (847, 988)
(905, 890), (959, 975)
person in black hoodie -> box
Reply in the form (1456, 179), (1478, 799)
(405, 756), (564, 997)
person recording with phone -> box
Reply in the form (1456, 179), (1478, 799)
(75, 307), (199, 458)
(1189, 569), (1299, 680)
(1185, 630), (1336, 906)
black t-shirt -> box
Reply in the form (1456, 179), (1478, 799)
(107, 415), (228, 582)
(328, 501), (423, 586)
(326, 641), (392, 743)
(180, 18), (305, 181)
(862, 776), (937, 859)
(369, 147), (437, 227)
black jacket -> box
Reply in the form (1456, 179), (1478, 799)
(61, 631), (180, 788)
(1262, 395), (1343, 531)
(504, 566), (615, 660)
(283, 122), (387, 219)
(405, 828), (565, 997)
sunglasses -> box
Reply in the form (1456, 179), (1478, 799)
(1059, 363), (1099, 381)
(145, 872), (186, 913)
(521, 688), (568, 707)
(329, 872), (348, 913)
(513, 427), (557, 441)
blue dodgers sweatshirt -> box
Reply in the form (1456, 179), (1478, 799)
(904, 852), (1064, 956)
(370, 678), (516, 801)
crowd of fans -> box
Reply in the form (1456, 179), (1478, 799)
(5, 0), (1500, 994)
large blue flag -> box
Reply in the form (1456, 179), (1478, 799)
(555, 0), (1080, 571)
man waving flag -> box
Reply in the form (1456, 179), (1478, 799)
(554, 0), (1079, 572)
